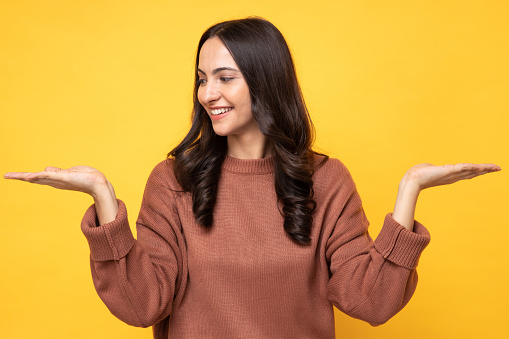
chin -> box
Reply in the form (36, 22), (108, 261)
(212, 128), (229, 137)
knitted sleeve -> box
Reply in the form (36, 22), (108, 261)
(81, 160), (187, 328)
(322, 159), (430, 326)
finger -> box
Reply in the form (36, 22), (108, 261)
(455, 163), (479, 172)
(452, 163), (500, 173)
(462, 163), (500, 171)
(26, 178), (61, 186)
(467, 166), (500, 174)
(16, 171), (64, 182)
(4, 171), (59, 184)
(9, 171), (70, 189)
(459, 172), (483, 180)
(476, 164), (501, 172)
(44, 166), (62, 172)
(5, 168), (63, 180)
(24, 170), (66, 182)
(436, 164), (469, 174)
(4, 172), (36, 180)
(457, 169), (499, 181)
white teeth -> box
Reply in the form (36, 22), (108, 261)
(211, 107), (233, 115)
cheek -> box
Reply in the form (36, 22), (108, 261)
(196, 88), (204, 106)
(243, 94), (253, 116)
(243, 91), (252, 107)
(234, 86), (251, 109)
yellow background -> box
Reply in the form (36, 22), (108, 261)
(1, 1), (508, 338)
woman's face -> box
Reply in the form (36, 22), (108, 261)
(197, 37), (260, 139)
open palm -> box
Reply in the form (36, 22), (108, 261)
(4, 166), (110, 196)
(404, 163), (501, 190)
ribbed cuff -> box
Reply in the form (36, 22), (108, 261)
(374, 214), (431, 269)
(81, 200), (135, 262)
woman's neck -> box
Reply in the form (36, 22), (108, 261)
(226, 133), (273, 159)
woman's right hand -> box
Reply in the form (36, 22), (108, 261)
(5, 166), (109, 194)
(4, 166), (119, 225)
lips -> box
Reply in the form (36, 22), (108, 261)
(211, 107), (233, 115)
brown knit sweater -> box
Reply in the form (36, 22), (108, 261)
(81, 156), (430, 338)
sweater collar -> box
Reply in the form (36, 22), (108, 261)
(222, 155), (275, 174)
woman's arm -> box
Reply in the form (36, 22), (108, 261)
(325, 159), (500, 325)
(392, 163), (501, 231)
(4, 162), (185, 327)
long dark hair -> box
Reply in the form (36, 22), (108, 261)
(169, 17), (327, 245)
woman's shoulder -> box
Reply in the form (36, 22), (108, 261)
(313, 154), (351, 178)
(146, 158), (183, 192)
(312, 153), (356, 191)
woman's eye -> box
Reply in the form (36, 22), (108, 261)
(198, 79), (207, 85)
(220, 77), (234, 82)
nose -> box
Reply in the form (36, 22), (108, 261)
(201, 82), (221, 103)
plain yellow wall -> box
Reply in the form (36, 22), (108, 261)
(1, 1), (508, 338)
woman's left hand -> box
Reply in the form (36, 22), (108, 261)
(403, 163), (501, 190)
(393, 163), (501, 231)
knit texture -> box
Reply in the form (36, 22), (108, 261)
(81, 156), (430, 338)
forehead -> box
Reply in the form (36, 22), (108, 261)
(198, 37), (239, 71)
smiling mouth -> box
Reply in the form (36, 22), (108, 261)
(211, 107), (233, 115)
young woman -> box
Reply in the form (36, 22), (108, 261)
(4, 17), (500, 338)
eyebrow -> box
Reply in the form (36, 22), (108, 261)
(197, 67), (240, 75)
